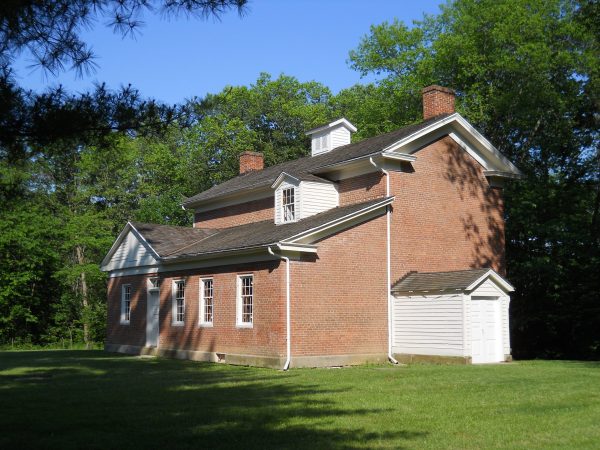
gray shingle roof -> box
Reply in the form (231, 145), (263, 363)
(391, 269), (491, 293)
(132, 197), (391, 261)
(183, 115), (449, 206)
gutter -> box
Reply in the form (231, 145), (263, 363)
(268, 245), (291, 370)
(369, 157), (399, 365)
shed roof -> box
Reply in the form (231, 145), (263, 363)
(391, 268), (514, 294)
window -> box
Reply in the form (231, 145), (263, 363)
(282, 187), (296, 222)
(121, 284), (131, 324)
(237, 275), (253, 327)
(314, 134), (329, 152)
(172, 280), (185, 325)
(199, 278), (214, 326)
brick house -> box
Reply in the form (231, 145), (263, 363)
(101, 86), (521, 368)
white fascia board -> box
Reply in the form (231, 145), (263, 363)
(381, 152), (417, 162)
(276, 243), (318, 253)
(100, 222), (162, 271)
(306, 118), (357, 135)
(466, 269), (515, 293)
(283, 196), (394, 244)
(271, 172), (300, 189)
(381, 113), (521, 175)
(483, 170), (524, 180)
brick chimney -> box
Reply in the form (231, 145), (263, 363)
(239, 151), (264, 174)
(422, 85), (455, 120)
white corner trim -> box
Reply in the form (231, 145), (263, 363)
(466, 269), (515, 293)
(283, 197), (394, 244)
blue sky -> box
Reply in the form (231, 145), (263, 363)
(14, 0), (443, 104)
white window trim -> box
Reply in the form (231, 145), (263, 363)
(172, 279), (185, 326)
(236, 274), (254, 328)
(120, 284), (131, 325)
(281, 187), (296, 223)
(199, 277), (214, 327)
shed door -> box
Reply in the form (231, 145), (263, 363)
(146, 289), (159, 347)
(471, 298), (502, 363)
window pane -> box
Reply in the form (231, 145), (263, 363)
(282, 188), (295, 222)
(202, 279), (213, 323)
(174, 281), (185, 323)
(240, 276), (253, 323)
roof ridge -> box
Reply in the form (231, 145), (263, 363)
(183, 116), (451, 206)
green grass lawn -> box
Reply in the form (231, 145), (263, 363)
(1, 352), (599, 449)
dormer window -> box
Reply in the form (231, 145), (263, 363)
(282, 187), (296, 222)
(314, 133), (330, 153)
(306, 118), (357, 157)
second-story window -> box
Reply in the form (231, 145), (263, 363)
(282, 187), (296, 222)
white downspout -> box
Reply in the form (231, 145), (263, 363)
(370, 157), (399, 365)
(268, 246), (291, 370)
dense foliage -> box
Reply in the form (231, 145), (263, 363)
(1, 0), (598, 359)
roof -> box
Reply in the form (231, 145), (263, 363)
(130, 197), (391, 261)
(390, 268), (513, 294)
(182, 115), (450, 206)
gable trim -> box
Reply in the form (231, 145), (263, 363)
(271, 172), (301, 189)
(381, 113), (522, 176)
(100, 222), (161, 271)
(465, 269), (515, 293)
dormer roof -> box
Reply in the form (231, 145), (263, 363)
(305, 118), (357, 135)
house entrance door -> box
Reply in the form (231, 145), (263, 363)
(146, 289), (159, 347)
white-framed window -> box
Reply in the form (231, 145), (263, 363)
(172, 280), (185, 326)
(314, 133), (329, 152)
(121, 284), (132, 324)
(236, 275), (253, 327)
(282, 187), (296, 222)
(199, 278), (214, 326)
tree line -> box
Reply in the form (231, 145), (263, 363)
(0, 0), (598, 359)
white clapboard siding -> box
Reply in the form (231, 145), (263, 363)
(330, 127), (351, 150)
(300, 182), (339, 218)
(392, 294), (465, 356)
(106, 231), (157, 270)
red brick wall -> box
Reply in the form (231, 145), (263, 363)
(291, 213), (388, 356)
(106, 260), (286, 357)
(338, 171), (386, 206)
(107, 274), (155, 348)
(390, 135), (505, 281)
(194, 196), (273, 229)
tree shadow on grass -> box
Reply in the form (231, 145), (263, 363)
(0, 351), (427, 449)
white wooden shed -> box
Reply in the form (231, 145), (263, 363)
(391, 269), (515, 364)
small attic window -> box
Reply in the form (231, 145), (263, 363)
(282, 187), (296, 222)
(314, 134), (329, 153)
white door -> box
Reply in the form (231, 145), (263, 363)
(146, 289), (159, 347)
(471, 298), (502, 363)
